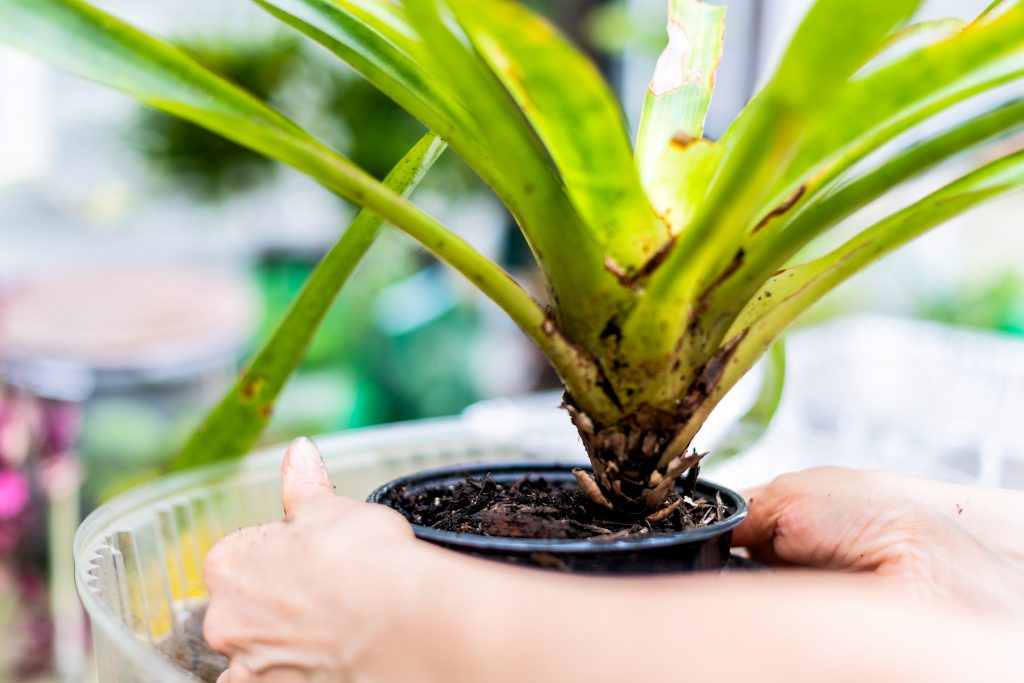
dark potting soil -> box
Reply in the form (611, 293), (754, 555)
(385, 475), (727, 540)
(159, 604), (227, 683)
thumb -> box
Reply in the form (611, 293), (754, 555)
(282, 437), (335, 518)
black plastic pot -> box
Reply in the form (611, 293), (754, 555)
(369, 461), (748, 575)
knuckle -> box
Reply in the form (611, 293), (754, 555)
(201, 605), (232, 654)
(362, 503), (415, 537)
(203, 545), (229, 588)
(203, 527), (254, 588)
(767, 471), (803, 498)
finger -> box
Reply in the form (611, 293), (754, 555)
(217, 661), (253, 683)
(731, 484), (779, 549)
(733, 483), (797, 567)
(282, 437), (339, 519)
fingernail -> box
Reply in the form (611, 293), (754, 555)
(288, 437), (322, 470)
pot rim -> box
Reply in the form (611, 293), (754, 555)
(368, 460), (748, 554)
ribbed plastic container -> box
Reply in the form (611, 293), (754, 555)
(75, 417), (576, 682)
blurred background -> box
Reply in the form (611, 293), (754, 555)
(0, 0), (1022, 680)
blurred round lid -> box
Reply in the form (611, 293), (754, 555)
(0, 264), (258, 399)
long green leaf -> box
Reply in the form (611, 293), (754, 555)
(634, 0), (725, 189)
(264, 0), (625, 346)
(877, 17), (965, 56)
(637, 2), (1022, 386)
(665, 150), (1024, 460)
(624, 0), (921, 379)
(732, 150), (1024, 396)
(644, 137), (723, 239)
(710, 97), (1024, 320)
(408, 0), (634, 347)
(252, 0), (521, 229)
(173, 134), (446, 469)
(253, 0), (482, 154)
(450, 0), (665, 272)
(766, 6), (1024, 214)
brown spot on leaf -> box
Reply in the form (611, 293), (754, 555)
(632, 236), (677, 283)
(670, 131), (699, 150)
(603, 255), (631, 286)
(241, 376), (265, 402)
(753, 184), (807, 233)
(692, 248), (745, 321)
(599, 318), (622, 343)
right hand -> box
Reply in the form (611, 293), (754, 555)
(733, 466), (1024, 613)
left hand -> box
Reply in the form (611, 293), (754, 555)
(203, 437), (429, 682)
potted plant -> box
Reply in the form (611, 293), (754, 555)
(2, 0), (1022, 575)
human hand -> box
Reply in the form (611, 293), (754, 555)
(202, 437), (431, 682)
(733, 467), (1024, 612)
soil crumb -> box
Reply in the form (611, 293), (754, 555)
(383, 475), (726, 540)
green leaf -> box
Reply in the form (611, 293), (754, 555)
(173, 134), (446, 469)
(253, 0), (482, 153)
(768, 6), (1024, 214)
(449, 0), (665, 271)
(728, 149), (1024, 400)
(664, 150), (1024, 461)
(879, 17), (966, 54)
(974, 0), (1020, 24)
(624, 0), (921, 375)
(697, 9), (1024, 332)
(634, 0), (725, 188)
(262, 0), (627, 346)
(644, 137), (722, 237)
(638, 2), (1021, 387)
(712, 97), (1024, 321)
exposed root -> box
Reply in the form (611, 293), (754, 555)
(645, 498), (683, 524)
(643, 450), (707, 510)
(682, 463), (701, 498)
(563, 402), (595, 437)
(572, 468), (614, 510)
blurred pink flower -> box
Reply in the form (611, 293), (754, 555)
(0, 392), (41, 469)
(0, 470), (30, 520)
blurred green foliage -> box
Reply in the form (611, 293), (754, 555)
(133, 34), (301, 199)
(920, 272), (1024, 335)
(133, 32), (480, 200)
